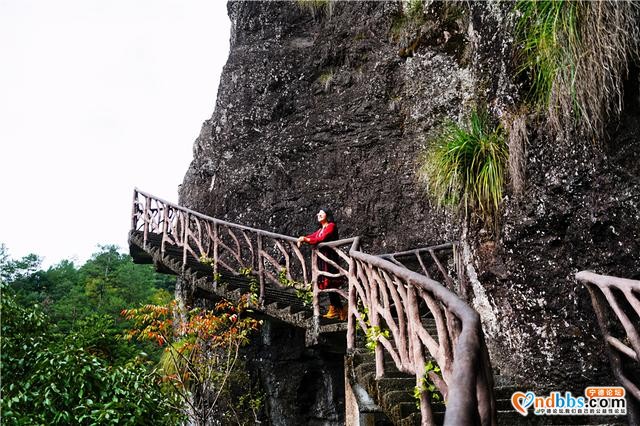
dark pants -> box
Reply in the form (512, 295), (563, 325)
(319, 248), (343, 308)
(329, 291), (342, 308)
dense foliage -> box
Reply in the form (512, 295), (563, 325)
(1, 244), (265, 425)
(123, 296), (263, 426)
(0, 244), (182, 424)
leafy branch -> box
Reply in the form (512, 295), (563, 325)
(122, 297), (261, 426)
(278, 268), (312, 307)
(413, 360), (444, 408)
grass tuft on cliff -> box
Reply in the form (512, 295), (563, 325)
(420, 111), (507, 224)
(296, 0), (333, 18)
(515, 0), (579, 110)
(514, 0), (640, 139)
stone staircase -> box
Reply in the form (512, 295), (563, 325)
(131, 230), (631, 425)
(346, 316), (440, 425)
(348, 347), (441, 425)
(348, 347), (628, 426)
(351, 352), (629, 425)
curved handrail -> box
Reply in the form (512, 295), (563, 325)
(347, 250), (495, 426)
(134, 187), (300, 242)
(131, 188), (495, 424)
(576, 270), (640, 416)
(376, 243), (461, 295)
(131, 188), (354, 323)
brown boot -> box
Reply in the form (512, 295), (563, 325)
(339, 306), (348, 321)
(323, 305), (339, 319)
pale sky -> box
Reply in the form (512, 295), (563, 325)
(0, 0), (230, 267)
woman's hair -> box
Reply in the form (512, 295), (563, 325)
(319, 207), (336, 224)
(317, 207), (339, 240)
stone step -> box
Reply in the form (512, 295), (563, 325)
(381, 390), (414, 412)
(494, 385), (519, 400)
(399, 409), (447, 426)
(496, 410), (628, 425)
(354, 361), (410, 377)
(495, 397), (516, 411)
(390, 401), (419, 424)
(399, 412), (423, 426)
(375, 377), (417, 400)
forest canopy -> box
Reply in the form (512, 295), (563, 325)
(0, 244), (182, 424)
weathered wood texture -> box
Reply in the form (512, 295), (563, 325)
(346, 251), (496, 426)
(132, 188), (355, 311)
(576, 271), (640, 424)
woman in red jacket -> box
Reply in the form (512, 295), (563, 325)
(297, 208), (347, 320)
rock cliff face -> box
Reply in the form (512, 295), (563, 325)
(179, 0), (640, 414)
(244, 322), (345, 425)
(179, 1), (471, 251)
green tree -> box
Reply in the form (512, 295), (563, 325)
(1, 243), (183, 423)
(123, 296), (263, 426)
(1, 289), (183, 425)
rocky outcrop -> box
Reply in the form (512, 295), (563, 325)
(245, 321), (345, 425)
(179, 0), (640, 403)
(481, 82), (640, 388)
(179, 1), (471, 252)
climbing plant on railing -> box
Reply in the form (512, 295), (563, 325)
(365, 325), (391, 352)
(354, 305), (392, 352)
(413, 360), (444, 408)
(346, 251), (495, 425)
(237, 267), (260, 305)
(278, 268), (313, 307)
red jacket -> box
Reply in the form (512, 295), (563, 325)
(305, 222), (336, 244)
(306, 222), (342, 289)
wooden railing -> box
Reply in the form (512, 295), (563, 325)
(377, 243), (468, 297)
(131, 188), (495, 425)
(576, 271), (640, 423)
(131, 188), (355, 314)
(346, 250), (495, 426)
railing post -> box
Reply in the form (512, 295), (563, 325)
(311, 248), (320, 319)
(131, 188), (138, 231)
(370, 270), (384, 378)
(212, 222), (219, 288)
(161, 204), (169, 255)
(347, 258), (357, 351)
(257, 235), (265, 306)
(408, 285), (433, 425)
(347, 237), (360, 351)
(182, 212), (188, 271)
(143, 195), (151, 248)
